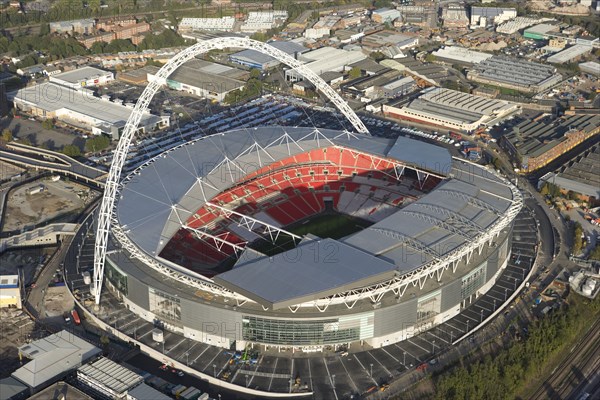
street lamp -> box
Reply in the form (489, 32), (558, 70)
(432, 339), (435, 354)
(213, 364), (217, 378)
(450, 331), (453, 343)
(403, 351), (406, 366)
(466, 319), (470, 332)
(493, 299), (496, 311)
(245, 374), (249, 388)
(480, 309), (484, 322)
(504, 287), (508, 301)
(332, 374), (336, 389)
(369, 363), (373, 378)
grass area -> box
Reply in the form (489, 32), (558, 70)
(249, 212), (371, 256)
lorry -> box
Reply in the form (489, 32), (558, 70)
(450, 132), (462, 140)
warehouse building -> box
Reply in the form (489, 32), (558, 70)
(580, 61), (600, 76)
(539, 143), (600, 203)
(432, 46), (493, 66)
(49, 19), (95, 35)
(229, 41), (308, 70)
(0, 275), (21, 309)
(470, 7), (517, 27)
(49, 67), (114, 89)
(467, 56), (562, 93)
(11, 331), (101, 394)
(11, 83), (169, 138)
(523, 23), (560, 40)
(496, 17), (550, 35)
(148, 59), (245, 102)
(284, 47), (366, 82)
(341, 69), (402, 99)
(361, 30), (418, 50)
(371, 7), (401, 24)
(77, 358), (143, 400)
(546, 44), (593, 64)
(442, 4), (469, 28)
(381, 57), (451, 86)
(383, 87), (520, 132)
(241, 11), (288, 33)
(501, 114), (600, 172)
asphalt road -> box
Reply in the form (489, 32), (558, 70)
(26, 235), (72, 321)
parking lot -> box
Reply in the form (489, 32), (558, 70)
(64, 204), (537, 399)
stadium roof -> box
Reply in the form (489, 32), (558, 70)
(115, 127), (518, 308)
(214, 238), (399, 308)
(117, 127), (452, 257)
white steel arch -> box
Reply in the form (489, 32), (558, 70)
(93, 37), (369, 304)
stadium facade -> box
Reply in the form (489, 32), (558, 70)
(104, 126), (522, 352)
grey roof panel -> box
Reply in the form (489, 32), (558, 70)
(387, 136), (452, 175)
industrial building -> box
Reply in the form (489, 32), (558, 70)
(76, 358), (143, 400)
(467, 56), (562, 93)
(11, 330), (101, 394)
(442, 4), (469, 28)
(361, 30), (418, 50)
(432, 46), (493, 66)
(11, 82), (169, 138)
(523, 23), (560, 40)
(147, 59), (246, 102)
(341, 69), (402, 99)
(383, 87), (520, 132)
(371, 7), (401, 24)
(126, 383), (172, 400)
(501, 114), (600, 172)
(26, 382), (94, 400)
(546, 44), (593, 64)
(470, 7), (517, 27)
(178, 17), (235, 32)
(284, 47), (366, 82)
(49, 66), (114, 89)
(382, 57), (451, 86)
(580, 61), (600, 76)
(229, 41), (308, 70)
(0, 275), (21, 309)
(539, 143), (600, 203)
(496, 17), (550, 35)
(240, 11), (288, 33)
(0, 377), (28, 400)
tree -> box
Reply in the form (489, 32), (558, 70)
(85, 134), (110, 153)
(41, 119), (54, 130)
(1, 129), (13, 142)
(249, 68), (261, 79)
(62, 144), (81, 157)
(425, 53), (437, 63)
(539, 183), (549, 196)
(589, 244), (600, 261)
(370, 51), (386, 62)
(348, 67), (361, 79)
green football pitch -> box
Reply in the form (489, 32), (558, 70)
(250, 212), (372, 256)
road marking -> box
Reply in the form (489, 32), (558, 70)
(407, 338), (429, 353)
(338, 356), (359, 392)
(191, 345), (210, 365)
(166, 337), (187, 355)
(202, 349), (222, 374)
(322, 358), (339, 400)
(393, 343), (420, 363)
(307, 358), (314, 391)
(380, 347), (400, 363)
(267, 357), (279, 391)
(368, 350), (392, 377)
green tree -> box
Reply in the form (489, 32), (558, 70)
(249, 68), (261, 79)
(62, 144), (81, 157)
(85, 134), (110, 153)
(370, 51), (386, 62)
(540, 183), (549, 196)
(1, 129), (13, 142)
(589, 244), (600, 261)
(39, 24), (50, 36)
(425, 53), (437, 63)
(348, 66), (361, 79)
(41, 119), (54, 130)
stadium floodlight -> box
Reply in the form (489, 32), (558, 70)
(92, 37), (369, 304)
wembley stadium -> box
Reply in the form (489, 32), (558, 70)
(99, 125), (523, 352)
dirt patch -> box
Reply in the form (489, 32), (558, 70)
(2, 177), (98, 232)
(44, 285), (74, 318)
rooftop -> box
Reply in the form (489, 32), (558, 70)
(229, 41), (307, 67)
(50, 67), (112, 84)
(432, 46), (493, 64)
(469, 56), (559, 87)
(0, 274), (18, 288)
(504, 114), (599, 158)
(12, 331), (101, 389)
(77, 357), (143, 395)
(27, 382), (94, 400)
(546, 44), (593, 64)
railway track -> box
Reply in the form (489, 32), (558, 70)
(530, 317), (600, 400)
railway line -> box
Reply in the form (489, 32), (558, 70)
(530, 317), (600, 400)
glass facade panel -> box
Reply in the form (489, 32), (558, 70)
(461, 263), (486, 300)
(149, 288), (181, 321)
(106, 260), (128, 296)
(242, 316), (360, 346)
(417, 290), (441, 323)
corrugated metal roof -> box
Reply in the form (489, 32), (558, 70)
(77, 357), (143, 395)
